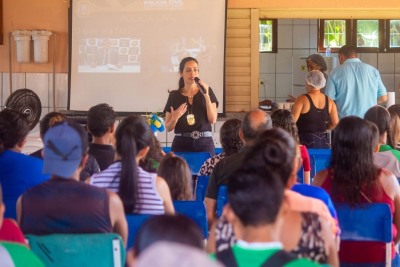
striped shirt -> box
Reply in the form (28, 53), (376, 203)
(90, 161), (164, 214)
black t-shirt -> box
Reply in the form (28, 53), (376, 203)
(163, 88), (218, 133)
(89, 143), (115, 171)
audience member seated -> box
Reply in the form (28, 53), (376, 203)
(139, 134), (165, 173)
(313, 116), (400, 265)
(199, 118), (243, 176)
(17, 120), (128, 245)
(0, 242), (44, 267)
(87, 103), (117, 170)
(157, 153), (193, 200)
(271, 109), (311, 184)
(30, 111), (100, 181)
(0, 184), (26, 245)
(388, 104), (400, 150)
(204, 109), (272, 225)
(0, 109), (49, 219)
(209, 128), (338, 266)
(91, 115), (174, 214)
(212, 130), (324, 266)
(364, 105), (400, 176)
(126, 214), (204, 266)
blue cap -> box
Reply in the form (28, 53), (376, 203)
(43, 122), (83, 178)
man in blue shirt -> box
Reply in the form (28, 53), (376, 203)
(325, 45), (387, 119)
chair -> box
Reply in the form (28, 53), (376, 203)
(174, 152), (212, 174)
(173, 200), (208, 238)
(335, 203), (393, 267)
(216, 185), (228, 218)
(125, 214), (154, 249)
(307, 148), (331, 177)
(26, 233), (125, 267)
(195, 175), (210, 201)
(297, 165), (304, 183)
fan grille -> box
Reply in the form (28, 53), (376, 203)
(5, 88), (42, 130)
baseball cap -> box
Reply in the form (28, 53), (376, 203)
(43, 121), (84, 178)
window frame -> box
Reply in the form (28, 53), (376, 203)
(318, 19), (351, 53)
(259, 18), (277, 53)
(385, 19), (400, 53)
(351, 19), (384, 53)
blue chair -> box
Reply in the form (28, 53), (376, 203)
(125, 214), (154, 250)
(308, 148), (331, 177)
(174, 152), (211, 174)
(195, 175), (210, 201)
(216, 185), (228, 218)
(335, 203), (393, 267)
(297, 165), (304, 183)
(26, 233), (125, 267)
(173, 200), (208, 238)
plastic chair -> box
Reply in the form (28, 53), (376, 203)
(26, 233), (125, 267)
(125, 214), (154, 250)
(307, 148), (331, 177)
(174, 152), (211, 174)
(297, 165), (304, 183)
(216, 185), (228, 218)
(173, 200), (208, 238)
(335, 203), (392, 267)
(195, 175), (210, 201)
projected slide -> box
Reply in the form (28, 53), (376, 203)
(70, 0), (226, 113)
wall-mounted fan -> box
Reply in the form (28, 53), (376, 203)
(5, 88), (42, 130)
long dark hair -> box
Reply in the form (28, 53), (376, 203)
(220, 118), (243, 156)
(388, 104), (400, 150)
(331, 116), (379, 204)
(364, 105), (396, 149)
(271, 109), (299, 142)
(178, 57), (198, 90)
(0, 109), (30, 153)
(115, 115), (153, 212)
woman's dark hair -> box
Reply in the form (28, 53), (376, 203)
(139, 134), (164, 173)
(0, 109), (30, 153)
(364, 105), (396, 149)
(134, 214), (203, 256)
(220, 118), (243, 156)
(178, 57), (198, 90)
(39, 112), (66, 138)
(331, 116), (380, 205)
(271, 109), (299, 142)
(388, 104), (400, 150)
(115, 115), (153, 212)
(157, 153), (192, 201)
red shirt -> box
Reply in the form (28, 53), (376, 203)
(300, 145), (311, 171)
(0, 219), (26, 245)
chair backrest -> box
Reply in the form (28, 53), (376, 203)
(297, 165), (304, 184)
(307, 148), (331, 177)
(216, 185), (228, 218)
(173, 200), (208, 238)
(125, 214), (154, 250)
(26, 233), (125, 267)
(335, 203), (392, 267)
(195, 175), (210, 201)
(174, 152), (211, 174)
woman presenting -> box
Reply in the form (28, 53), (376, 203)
(164, 57), (218, 155)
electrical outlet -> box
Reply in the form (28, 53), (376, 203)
(259, 79), (265, 86)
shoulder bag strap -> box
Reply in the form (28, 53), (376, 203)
(216, 247), (238, 267)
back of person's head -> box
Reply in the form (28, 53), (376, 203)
(87, 103), (116, 137)
(331, 116), (379, 204)
(134, 214), (203, 257)
(115, 115), (153, 212)
(227, 128), (294, 226)
(339, 44), (357, 58)
(364, 105), (395, 148)
(305, 70), (326, 89)
(220, 118), (243, 156)
(306, 54), (328, 72)
(139, 134), (164, 173)
(388, 104), (400, 148)
(271, 109), (299, 143)
(241, 109), (272, 142)
(43, 120), (88, 178)
(39, 112), (66, 139)
(157, 153), (192, 201)
(0, 109), (30, 153)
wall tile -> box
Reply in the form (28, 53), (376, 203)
(293, 19), (309, 25)
(359, 53), (377, 68)
(49, 73), (69, 110)
(378, 53), (395, 74)
(276, 74), (292, 98)
(292, 49), (310, 58)
(310, 19), (318, 25)
(276, 50), (293, 74)
(278, 25), (293, 49)
(394, 74), (400, 95)
(381, 74), (395, 92)
(293, 25), (310, 49)
(395, 54), (400, 74)
(26, 73), (49, 108)
(2, 73), (25, 106)
(259, 53), (276, 74)
(278, 19), (292, 25)
(259, 73), (275, 99)
(309, 25), (318, 49)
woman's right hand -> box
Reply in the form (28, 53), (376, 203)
(170, 103), (188, 121)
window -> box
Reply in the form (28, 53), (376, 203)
(319, 19), (400, 53)
(259, 19), (277, 53)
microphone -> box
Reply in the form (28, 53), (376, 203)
(194, 77), (206, 94)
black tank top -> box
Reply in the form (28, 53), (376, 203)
(21, 178), (112, 235)
(297, 94), (330, 134)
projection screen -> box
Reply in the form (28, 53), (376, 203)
(69, 0), (226, 114)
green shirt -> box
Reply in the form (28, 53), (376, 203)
(0, 242), (44, 267)
(379, 144), (400, 162)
